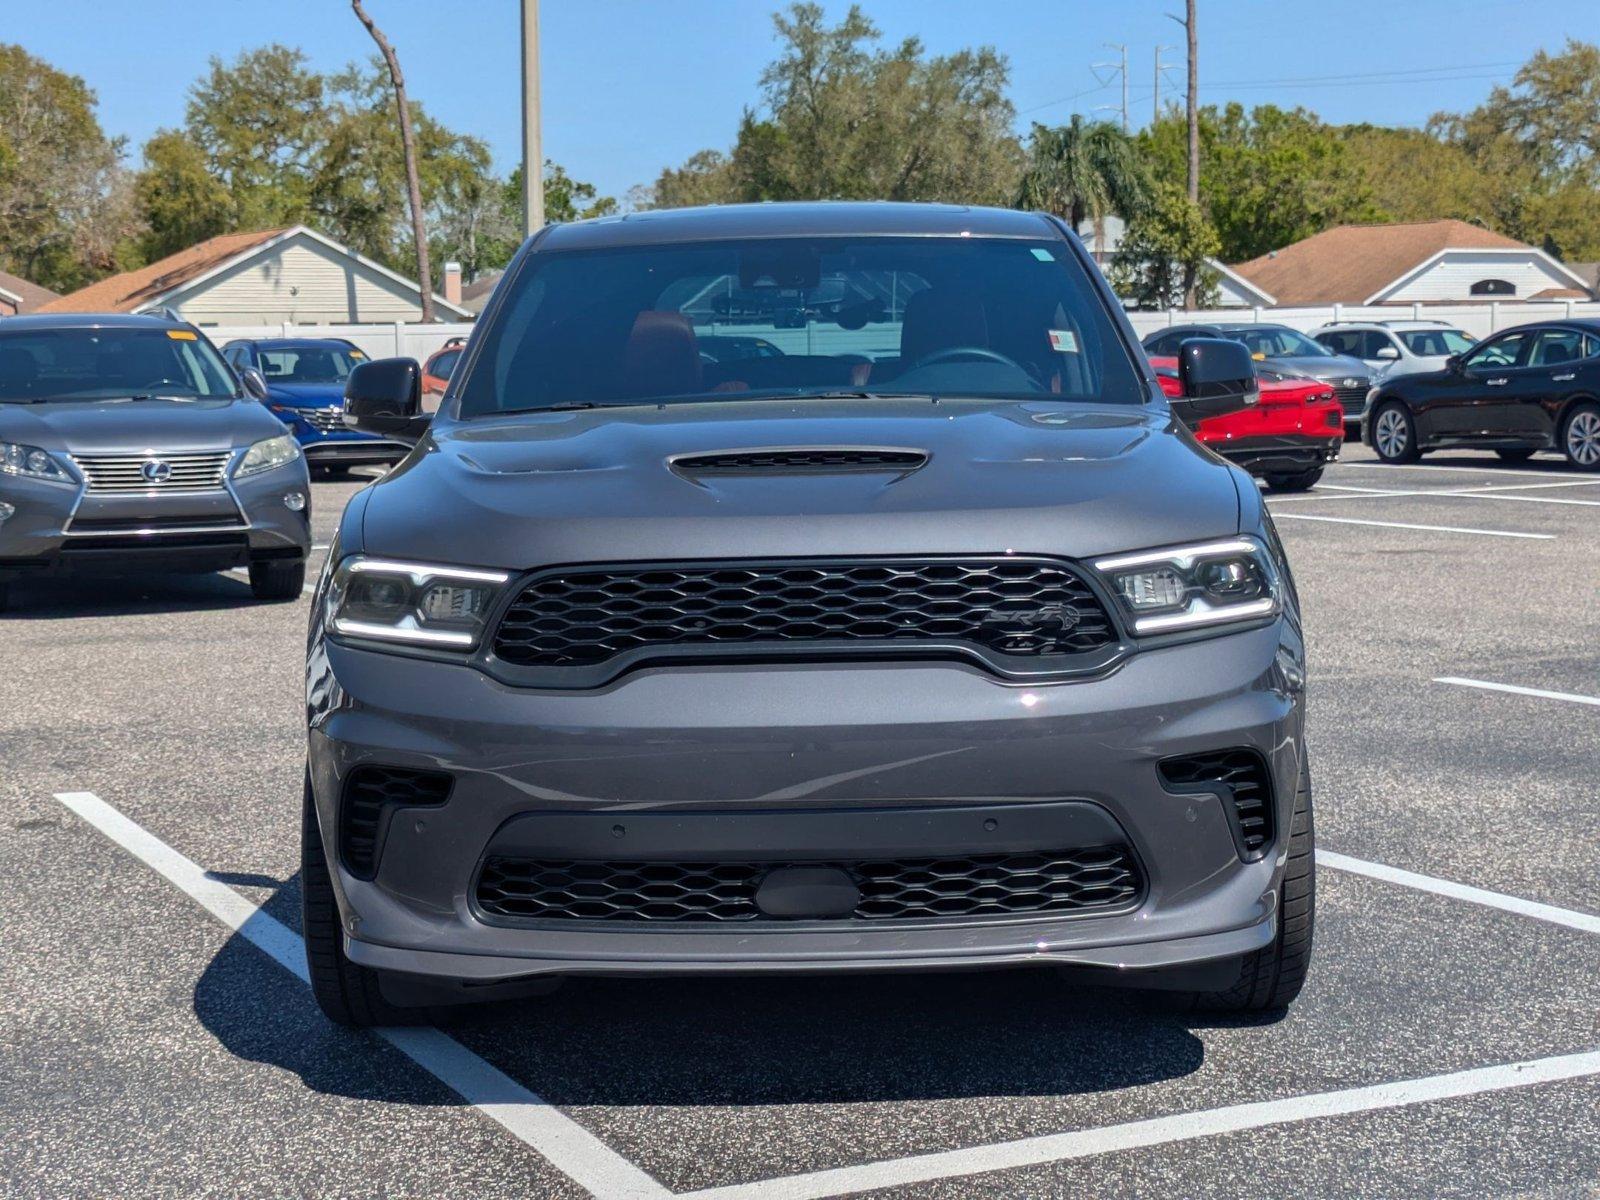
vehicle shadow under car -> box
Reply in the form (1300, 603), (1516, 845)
(193, 872), (1217, 1111)
(3, 572), (294, 620)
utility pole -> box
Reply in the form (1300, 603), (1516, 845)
(1093, 44), (1129, 132)
(1153, 46), (1176, 124)
(521, 0), (545, 237)
(1183, 1), (1198, 204)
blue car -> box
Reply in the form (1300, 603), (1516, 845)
(221, 338), (409, 475)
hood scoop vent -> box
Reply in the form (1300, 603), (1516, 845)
(670, 447), (928, 478)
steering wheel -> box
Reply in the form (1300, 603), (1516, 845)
(909, 345), (1029, 374)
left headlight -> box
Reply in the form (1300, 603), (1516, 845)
(234, 434), (301, 478)
(1093, 537), (1280, 635)
(325, 556), (511, 650)
(0, 441), (73, 483)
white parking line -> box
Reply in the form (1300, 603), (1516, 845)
(1335, 461), (1577, 480)
(677, 1050), (1600, 1200)
(1270, 513), (1554, 540)
(51, 791), (671, 1200)
(1433, 676), (1600, 709)
(1318, 850), (1600, 935)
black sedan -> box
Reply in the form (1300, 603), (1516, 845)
(1365, 319), (1600, 470)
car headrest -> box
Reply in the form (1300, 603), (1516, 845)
(622, 310), (702, 397)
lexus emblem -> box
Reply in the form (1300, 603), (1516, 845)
(1342, 378), (1360, 388)
(141, 459), (173, 483)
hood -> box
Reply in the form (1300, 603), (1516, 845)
(0, 397), (287, 454)
(265, 382), (346, 407)
(1269, 354), (1370, 384)
(358, 398), (1244, 567)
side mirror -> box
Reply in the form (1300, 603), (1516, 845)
(1445, 354), (1466, 374)
(1374, 345), (1401, 361)
(1169, 337), (1259, 427)
(344, 358), (431, 442)
(239, 366), (269, 401)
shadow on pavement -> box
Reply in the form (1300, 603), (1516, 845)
(5, 572), (288, 619)
(195, 872), (1218, 1109)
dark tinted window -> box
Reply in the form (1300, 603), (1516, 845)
(1398, 329), (1474, 356)
(1316, 330), (1362, 356)
(0, 327), (237, 402)
(1529, 328), (1588, 366)
(256, 343), (365, 383)
(458, 236), (1147, 415)
(1464, 331), (1532, 368)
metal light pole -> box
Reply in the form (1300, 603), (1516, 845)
(521, 0), (545, 237)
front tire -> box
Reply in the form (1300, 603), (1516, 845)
(1186, 759), (1316, 1013)
(1561, 402), (1600, 471)
(249, 558), (306, 601)
(1372, 402), (1421, 463)
(301, 775), (422, 1027)
(1263, 466), (1323, 493)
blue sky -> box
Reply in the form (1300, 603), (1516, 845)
(6, 0), (1595, 202)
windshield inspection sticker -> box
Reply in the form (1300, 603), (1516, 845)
(1049, 329), (1080, 354)
(1030, 247), (1056, 262)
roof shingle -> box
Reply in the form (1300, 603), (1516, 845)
(38, 229), (290, 314)
(1230, 219), (1532, 305)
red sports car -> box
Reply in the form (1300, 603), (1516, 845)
(1150, 355), (1343, 491)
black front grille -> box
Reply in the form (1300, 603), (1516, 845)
(475, 847), (1141, 923)
(491, 558), (1118, 670)
(1158, 749), (1274, 856)
(672, 449), (927, 475)
(339, 766), (452, 878)
(1333, 385), (1368, 412)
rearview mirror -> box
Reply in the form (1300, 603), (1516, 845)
(344, 358), (431, 443)
(1169, 337), (1259, 427)
(239, 366), (268, 401)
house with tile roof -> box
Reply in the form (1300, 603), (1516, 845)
(40, 226), (472, 324)
(1230, 219), (1595, 307)
(0, 269), (58, 317)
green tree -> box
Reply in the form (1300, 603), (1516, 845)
(1016, 115), (1150, 231)
(1109, 182), (1220, 310)
(134, 130), (236, 259)
(645, 3), (1022, 207)
(1141, 103), (1380, 262)
(0, 43), (140, 290)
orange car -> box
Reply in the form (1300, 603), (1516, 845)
(421, 337), (467, 406)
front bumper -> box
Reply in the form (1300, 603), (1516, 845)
(0, 457), (311, 579)
(307, 618), (1306, 984)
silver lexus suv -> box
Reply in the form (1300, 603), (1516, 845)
(0, 314), (312, 610)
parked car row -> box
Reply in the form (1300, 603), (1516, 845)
(1144, 317), (1600, 471)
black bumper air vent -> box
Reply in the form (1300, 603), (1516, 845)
(671, 448), (927, 476)
(338, 765), (453, 879)
(476, 846), (1142, 924)
(1158, 749), (1275, 858)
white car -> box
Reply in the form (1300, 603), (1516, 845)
(1309, 321), (1477, 434)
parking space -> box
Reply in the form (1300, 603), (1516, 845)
(3, 449), (1597, 1198)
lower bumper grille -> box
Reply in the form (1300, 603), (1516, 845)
(1158, 749), (1274, 857)
(475, 847), (1142, 923)
(1332, 385), (1369, 412)
(339, 765), (453, 878)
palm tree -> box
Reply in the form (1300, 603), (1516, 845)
(1017, 116), (1152, 238)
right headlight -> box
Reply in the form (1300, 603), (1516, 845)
(234, 433), (301, 478)
(1092, 537), (1280, 635)
(324, 556), (511, 649)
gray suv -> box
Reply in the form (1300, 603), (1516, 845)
(303, 202), (1314, 1025)
(0, 314), (312, 609)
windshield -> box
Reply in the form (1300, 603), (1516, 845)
(1227, 326), (1331, 359)
(1399, 329), (1475, 357)
(0, 327), (238, 403)
(257, 342), (365, 384)
(457, 235), (1147, 416)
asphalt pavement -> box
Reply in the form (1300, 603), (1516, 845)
(2, 445), (1597, 1199)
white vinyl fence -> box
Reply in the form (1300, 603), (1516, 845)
(201, 298), (1600, 366)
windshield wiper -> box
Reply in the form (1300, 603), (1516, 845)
(129, 392), (204, 402)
